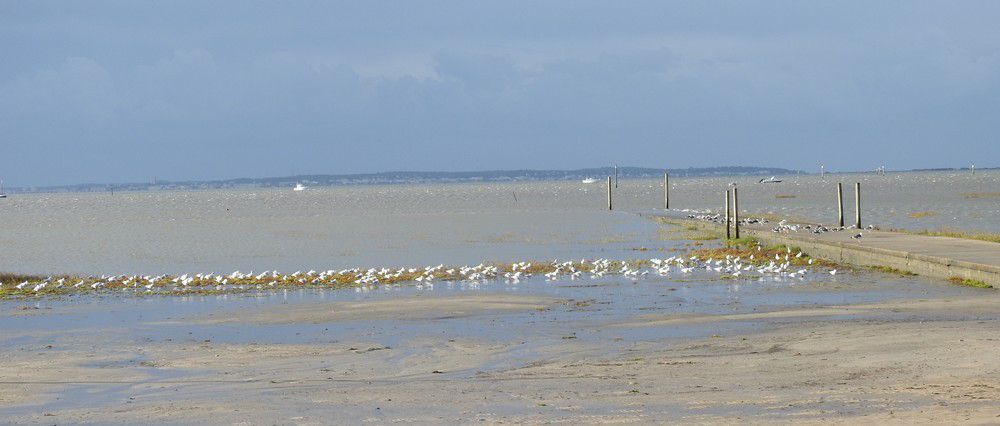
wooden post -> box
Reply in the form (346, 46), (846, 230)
(724, 189), (731, 240)
(614, 165), (618, 188)
(837, 182), (844, 227)
(607, 176), (613, 210)
(854, 182), (861, 229)
(733, 187), (740, 239)
(663, 172), (670, 210)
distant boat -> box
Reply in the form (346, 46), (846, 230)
(293, 183), (307, 191)
(581, 178), (598, 184)
(0, 179), (6, 198)
(759, 176), (782, 184)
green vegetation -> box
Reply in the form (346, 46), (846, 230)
(0, 272), (43, 285)
(948, 277), (993, 289)
(868, 265), (917, 276)
(774, 194), (797, 199)
(0, 259), (660, 300)
(655, 220), (718, 242)
(689, 238), (838, 269)
(725, 236), (762, 248)
(688, 234), (719, 241)
(908, 211), (937, 219)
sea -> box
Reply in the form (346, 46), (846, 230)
(0, 169), (996, 276)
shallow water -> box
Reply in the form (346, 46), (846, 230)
(2, 172), (995, 421)
(667, 169), (1000, 233)
(1, 269), (983, 418)
(2, 269), (977, 352)
(0, 169), (995, 275)
(0, 182), (657, 275)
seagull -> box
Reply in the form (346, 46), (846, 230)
(829, 269), (838, 275)
(851, 233), (863, 239)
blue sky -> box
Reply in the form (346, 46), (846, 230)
(2, 1), (999, 186)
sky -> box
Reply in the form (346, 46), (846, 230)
(2, 1), (999, 186)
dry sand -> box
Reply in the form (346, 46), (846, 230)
(2, 293), (998, 424)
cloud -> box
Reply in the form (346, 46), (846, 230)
(1, 1), (1000, 185)
(2, 56), (118, 125)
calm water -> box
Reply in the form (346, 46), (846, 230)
(671, 169), (1000, 232)
(0, 170), (996, 275)
(3, 171), (994, 420)
(4, 266), (985, 418)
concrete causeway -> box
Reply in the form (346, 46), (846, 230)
(655, 214), (1000, 287)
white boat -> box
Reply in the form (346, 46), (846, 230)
(758, 176), (782, 184)
(581, 178), (598, 184)
(293, 183), (307, 191)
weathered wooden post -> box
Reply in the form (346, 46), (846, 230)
(725, 189), (731, 240)
(837, 182), (844, 227)
(607, 176), (613, 210)
(663, 172), (670, 209)
(854, 182), (861, 229)
(733, 187), (740, 239)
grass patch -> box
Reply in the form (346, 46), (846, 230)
(656, 222), (719, 242)
(688, 234), (719, 241)
(0, 273), (43, 285)
(774, 194), (797, 199)
(948, 277), (993, 289)
(909, 211), (937, 219)
(725, 236), (762, 248)
(689, 242), (837, 268)
(868, 265), (917, 276)
(960, 192), (1000, 199)
(0, 259), (658, 299)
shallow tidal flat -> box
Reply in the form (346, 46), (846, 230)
(2, 274), (998, 423)
(1, 175), (999, 423)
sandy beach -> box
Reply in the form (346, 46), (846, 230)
(3, 290), (997, 424)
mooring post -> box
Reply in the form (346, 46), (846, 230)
(614, 165), (618, 188)
(663, 172), (670, 210)
(607, 176), (613, 210)
(854, 182), (861, 229)
(725, 189), (731, 240)
(733, 187), (740, 239)
(837, 182), (844, 227)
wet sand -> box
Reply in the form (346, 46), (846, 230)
(2, 290), (998, 424)
(194, 294), (560, 324)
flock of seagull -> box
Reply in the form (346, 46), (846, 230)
(684, 212), (875, 239)
(3, 209), (852, 297)
(3, 247), (838, 296)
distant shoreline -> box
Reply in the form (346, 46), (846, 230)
(6, 165), (994, 195)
